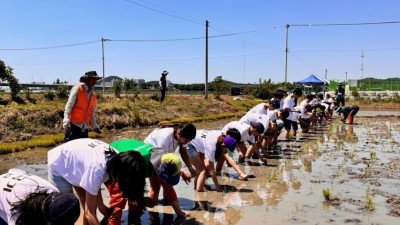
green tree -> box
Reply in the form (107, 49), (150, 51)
(0, 59), (22, 100)
(211, 76), (231, 100)
(113, 80), (122, 98)
(123, 78), (136, 95)
(56, 85), (69, 99)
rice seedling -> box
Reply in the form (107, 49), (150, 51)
(370, 148), (377, 160)
(269, 171), (278, 182)
(322, 188), (331, 201)
(365, 188), (375, 211)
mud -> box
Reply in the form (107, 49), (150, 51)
(1, 112), (400, 225)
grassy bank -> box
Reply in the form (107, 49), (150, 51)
(0, 94), (259, 154)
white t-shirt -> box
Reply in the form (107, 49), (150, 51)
(283, 95), (297, 122)
(299, 100), (311, 119)
(222, 121), (253, 142)
(48, 138), (108, 196)
(300, 108), (311, 119)
(0, 169), (58, 225)
(321, 102), (330, 112)
(324, 97), (333, 104)
(247, 103), (269, 115)
(239, 113), (269, 133)
(189, 130), (221, 162)
(144, 127), (180, 153)
(310, 98), (319, 106)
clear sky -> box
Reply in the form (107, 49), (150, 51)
(1, 0), (399, 85)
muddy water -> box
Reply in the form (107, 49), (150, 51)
(1, 114), (400, 225)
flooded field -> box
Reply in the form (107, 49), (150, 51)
(1, 113), (400, 225)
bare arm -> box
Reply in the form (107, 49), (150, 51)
(204, 159), (222, 192)
(223, 153), (247, 179)
(179, 146), (197, 177)
(84, 192), (101, 225)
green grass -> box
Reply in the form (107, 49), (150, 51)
(0, 132), (105, 154)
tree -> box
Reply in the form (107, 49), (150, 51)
(123, 78), (136, 95)
(113, 80), (122, 98)
(0, 59), (22, 100)
(211, 76), (231, 100)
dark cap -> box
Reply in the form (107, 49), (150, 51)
(79, 71), (101, 82)
(269, 99), (280, 109)
(250, 122), (265, 134)
(48, 193), (80, 225)
(223, 136), (237, 152)
(150, 149), (182, 186)
(161, 70), (169, 76)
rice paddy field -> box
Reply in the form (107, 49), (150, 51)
(1, 112), (400, 225)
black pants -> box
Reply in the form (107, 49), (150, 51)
(337, 97), (345, 106)
(64, 124), (88, 143)
(160, 88), (166, 102)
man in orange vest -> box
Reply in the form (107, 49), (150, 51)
(63, 71), (102, 142)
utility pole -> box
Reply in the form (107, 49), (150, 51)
(205, 20), (209, 99)
(361, 50), (364, 79)
(243, 41), (246, 84)
(284, 24), (290, 83)
(101, 37), (111, 95)
(325, 69), (328, 79)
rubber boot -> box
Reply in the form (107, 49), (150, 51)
(346, 114), (354, 124)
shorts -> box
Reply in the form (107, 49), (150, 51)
(0, 217), (7, 225)
(48, 170), (73, 193)
(186, 143), (199, 157)
(284, 120), (298, 131)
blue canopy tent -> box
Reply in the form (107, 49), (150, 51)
(297, 74), (329, 86)
(297, 74), (329, 94)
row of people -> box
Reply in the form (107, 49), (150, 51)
(0, 80), (358, 225)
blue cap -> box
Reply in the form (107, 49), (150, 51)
(223, 136), (237, 152)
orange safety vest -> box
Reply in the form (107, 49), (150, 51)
(70, 85), (97, 126)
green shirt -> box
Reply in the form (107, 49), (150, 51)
(110, 139), (154, 177)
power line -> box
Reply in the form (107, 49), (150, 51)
(290, 47), (400, 53)
(290, 21), (400, 27)
(0, 40), (100, 51)
(1, 31), (258, 52)
(123, 0), (203, 25)
(209, 24), (281, 51)
(111, 30), (257, 42)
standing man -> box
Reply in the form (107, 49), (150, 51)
(63, 71), (102, 142)
(283, 88), (303, 139)
(335, 83), (345, 106)
(159, 70), (168, 102)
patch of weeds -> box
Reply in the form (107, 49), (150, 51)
(133, 108), (142, 125)
(344, 151), (356, 160)
(226, 99), (259, 111)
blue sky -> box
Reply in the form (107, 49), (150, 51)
(1, 0), (399, 85)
